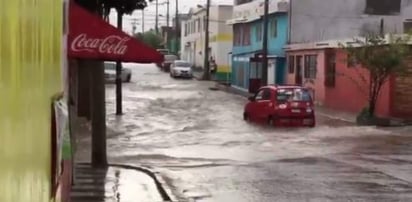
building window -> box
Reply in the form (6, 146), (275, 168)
(198, 18), (201, 32)
(404, 21), (412, 33)
(288, 55), (295, 74)
(365, 0), (401, 15)
(347, 54), (359, 68)
(242, 24), (251, 45)
(304, 55), (317, 79)
(270, 19), (277, 38)
(203, 16), (206, 31)
(325, 50), (336, 87)
(256, 23), (262, 41)
(184, 23), (188, 36)
(233, 25), (243, 46)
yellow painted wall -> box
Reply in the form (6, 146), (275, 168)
(209, 33), (233, 43)
(0, 0), (62, 201)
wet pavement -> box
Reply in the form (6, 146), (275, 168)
(70, 163), (163, 202)
(104, 63), (412, 202)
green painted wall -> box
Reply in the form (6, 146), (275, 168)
(169, 38), (180, 55)
(0, 0), (62, 201)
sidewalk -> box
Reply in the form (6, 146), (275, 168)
(71, 163), (164, 202)
(70, 116), (171, 202)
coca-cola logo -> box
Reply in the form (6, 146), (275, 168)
(71, 34), (129, 55)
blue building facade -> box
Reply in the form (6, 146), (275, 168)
(231, 13), (288, 91)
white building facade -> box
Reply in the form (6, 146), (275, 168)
(180, 5), (233, 81)
(289, 0), (412, 43)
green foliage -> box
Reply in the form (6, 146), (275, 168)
(101, 0), (151, 14)
(340, 33), (411, 117)
(134, 31), (163, 49)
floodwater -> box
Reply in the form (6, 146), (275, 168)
(104, 64), (412, 202)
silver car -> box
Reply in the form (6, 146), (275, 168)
(170, 60), (193, 78)
(104, 62), (132, 83)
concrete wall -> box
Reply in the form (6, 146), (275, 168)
(290, 0), (412, 43)
(0, 0), (63, 201)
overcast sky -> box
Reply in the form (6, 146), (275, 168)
(109, 0), (233, 34)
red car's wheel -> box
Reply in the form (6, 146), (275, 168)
(243, 113), (249, 121)
(267, 116), (276, 126)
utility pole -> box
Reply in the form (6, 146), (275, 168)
(131, 18), (139, 35)
(175, 0), (179, 55)
(261, 0), (269, 86)
(155, 0), (159, 34)
(202, 0), (211, 80)
(142, 9), (145, 33)
(116, 9), (123, 115)
(166, 0), (170, 27)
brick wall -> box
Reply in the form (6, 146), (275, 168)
(392, 58), (412, 118)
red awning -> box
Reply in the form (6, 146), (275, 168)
(68, 2), (163, 63)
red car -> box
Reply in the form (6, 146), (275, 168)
(243, 85), (315, 127)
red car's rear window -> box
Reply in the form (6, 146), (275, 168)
(276, 88), (312, 102)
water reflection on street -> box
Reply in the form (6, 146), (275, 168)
(105, 64), (412, 202)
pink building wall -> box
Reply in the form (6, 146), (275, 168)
(286, 48), (393, 117)
(287, 50), (326, 105)
(324, 50), (392, 117)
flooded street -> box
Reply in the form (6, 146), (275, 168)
(105, 64), (412, 202)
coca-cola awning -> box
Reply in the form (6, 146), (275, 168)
(68, 2), (163, 63)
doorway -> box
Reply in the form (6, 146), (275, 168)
(295, 55), (303, 85)
(268, 60), (275, 85)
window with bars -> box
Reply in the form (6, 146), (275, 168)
(256, 23), (262, 41)
(243, 24), (251, 45)
(233, 25), (243, 46)
(304, 55), (317, 79)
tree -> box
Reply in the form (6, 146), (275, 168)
(134, 31), (163, 49)
(340, 33), (411, 118)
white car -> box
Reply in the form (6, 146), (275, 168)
(170, 60), (193, 78)
(104, 62), (132, 83)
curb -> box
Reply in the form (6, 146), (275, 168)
(314, 111), (356, 123)
(77, 162), (177, 202)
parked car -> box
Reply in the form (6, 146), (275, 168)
(156, 49), (169, 67)
(161, 54), (178, 72)
(170, 60), (193, 78)
(104, 62), (132, 83)
(243, 85), (315, 127)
